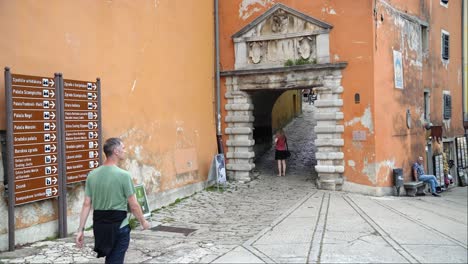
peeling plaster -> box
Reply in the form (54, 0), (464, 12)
(334, 54), (340, 61)
(239, 0), (275, 20)
(362, 158), (376, 184)
(126, 159), (161, 193)
(321, 7), (336, 15)
(362, 158), (396, 185)
(133, 145), (143, 160)
(345, 105), (374, 134)
(376, 159), (396, 183)
(348, 160), (355, 167)
(131, 79), (137, 92)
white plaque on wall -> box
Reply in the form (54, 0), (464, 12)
(393, 50), (404, 89)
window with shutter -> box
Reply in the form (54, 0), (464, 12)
(444, 94), (452, 119)
(442, 32), (450, 60)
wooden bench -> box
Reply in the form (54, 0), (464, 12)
(403, 181), (426, 197)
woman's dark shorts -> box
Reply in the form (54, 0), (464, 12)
(275, 150), (288, 160)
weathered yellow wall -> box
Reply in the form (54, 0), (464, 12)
(0, 0), (215, 249)
(272, 90), (301, 131)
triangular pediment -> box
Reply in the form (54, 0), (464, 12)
(232, 3), (332, 39)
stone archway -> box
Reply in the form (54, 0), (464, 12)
(221, 3), (348, 190)
(221, 63), (346, 190)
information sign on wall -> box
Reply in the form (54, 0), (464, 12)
(8, 74), (59, 205)
(215, 154), (227, 184)
(62, 79), (101, 184)
(393, 50), (404, 89)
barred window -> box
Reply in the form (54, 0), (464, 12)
(443, 94), (451, 120)
(442, 32), (449, 61)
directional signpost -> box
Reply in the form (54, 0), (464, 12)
(5, 68), (102, 251)
(61, 79), (101, 184)
(8, 73), (59, 205)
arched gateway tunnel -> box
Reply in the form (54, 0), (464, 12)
(221, 63), (347, 190)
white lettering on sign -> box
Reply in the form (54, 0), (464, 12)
(13, 113), (33, 119)
(13, 101), (35, 107)
(66, 144), (85, 150)
(14, 136), (38, 142)
(65, 103), (81, 108)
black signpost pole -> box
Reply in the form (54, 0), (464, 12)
(57, 73), (67, 238)
(97, 78), (102, 166)
(5, 67), (15, 251)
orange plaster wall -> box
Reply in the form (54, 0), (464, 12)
(373, 0), (464, 186)
(219, 0), (377, 186)
(0, 0), (217, 193)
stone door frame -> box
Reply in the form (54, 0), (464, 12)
(221, 62), (347, 191)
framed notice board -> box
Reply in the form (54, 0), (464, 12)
(135, 184), (150, 218)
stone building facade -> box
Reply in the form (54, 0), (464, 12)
(219, 0), (465, 195)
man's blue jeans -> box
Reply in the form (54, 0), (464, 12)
(418, 175), (439, 194)
(105, 225), (130, 264)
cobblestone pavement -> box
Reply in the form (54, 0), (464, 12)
(255, 103), (317, 180)
(0, 104), (319, 263)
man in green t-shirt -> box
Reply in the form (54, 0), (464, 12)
(75, 138), (150, 263)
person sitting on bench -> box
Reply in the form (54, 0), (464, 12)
(413, 156), (441, 197)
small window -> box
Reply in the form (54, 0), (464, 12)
(421, 25), (428, 53)
(441, 31), (450, 61)
(440, 0), (449, 7)
(443, 94), (451, 120)
(424, 90), (430, 121)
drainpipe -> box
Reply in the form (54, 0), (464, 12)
(463, 0), (467, 134)
(215, 0), (224, 154)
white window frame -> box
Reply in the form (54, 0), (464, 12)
(420, 24), (429, 54)
(441, 29), (450, 62)
(424, 89), (431, 121)
(443, 90), (451, 120)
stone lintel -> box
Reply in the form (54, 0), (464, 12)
(220, 62), (348, 77)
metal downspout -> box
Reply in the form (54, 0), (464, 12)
(215, 0), (224, 154)
(463, 0), (467, 133)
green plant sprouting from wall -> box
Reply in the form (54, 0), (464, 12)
(284, 58), (317, 66)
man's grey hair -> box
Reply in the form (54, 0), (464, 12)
(103, 138), (123, 158)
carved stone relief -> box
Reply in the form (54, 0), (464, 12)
(271, 9), (290, 34)
(298, 37), (312, 59)
(233, 4), (331, 69)
(249, 42), (264, 64)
